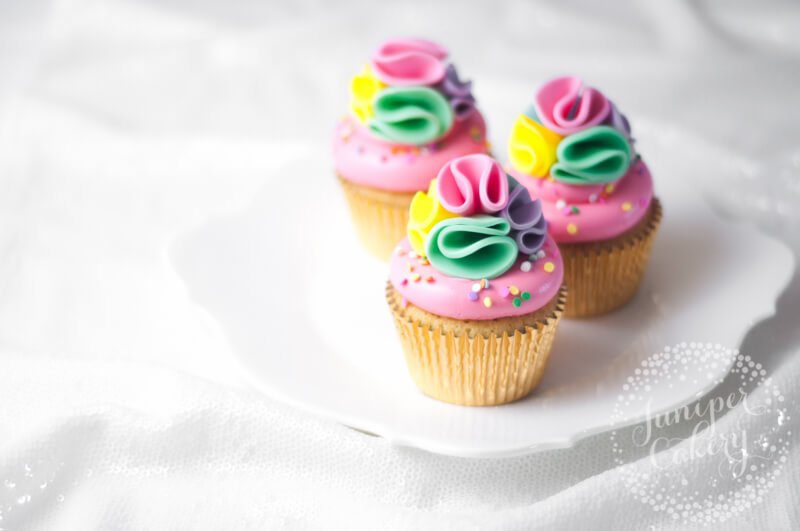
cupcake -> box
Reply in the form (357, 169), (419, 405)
(333, 38), (490, 260)
(507, 76), (662, 317)
(386, 153), (566, 406)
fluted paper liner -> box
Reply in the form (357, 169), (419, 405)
(338, 176), (415, 261)
(560, 197), (663, 318)
(386, 283), (567, 406)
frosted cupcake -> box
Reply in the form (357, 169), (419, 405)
(333, 38), (490, 260)
(507, 76), (662, 317)
(386, 154), (566, 406)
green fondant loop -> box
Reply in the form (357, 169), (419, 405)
(426, 215), (518, 280)
(368, 86), (454, 145)
(550, 125), (631, 185)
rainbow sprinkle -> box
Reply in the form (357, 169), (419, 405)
(530, 249), (546, 261)
(469, 126), (483, 143)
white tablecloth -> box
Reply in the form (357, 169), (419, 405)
(1, 0), (798, 529)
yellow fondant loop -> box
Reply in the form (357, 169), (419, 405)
(508, 114), (562, 177)
(407, 179), (459, 257)
(350, 100), (373, 123)
(349, 64), (387, 124)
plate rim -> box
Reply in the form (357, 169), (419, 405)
(167, 135), (796, 458)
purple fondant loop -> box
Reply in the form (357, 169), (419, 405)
(515, 221), (547, 255)
(450, 96), (476, 121)
(438, 64), (476, 120)
(440, 64), (472, 98)
(501, 185), (543, 230)
(605, 102), (632, 139)
(500, 184), (548, 255)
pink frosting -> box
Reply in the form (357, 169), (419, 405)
(436, 154), (509, 215)
(333, 112), (489, 193)
(511, 159), (654, 243)
(534, 76), (610, 136)
(370, 38), (448, 86)
(389, 237), (564, 321)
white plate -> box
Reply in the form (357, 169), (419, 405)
(170, 133), (794, 458)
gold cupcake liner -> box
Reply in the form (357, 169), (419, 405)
(338, 176), (415, 261)
(560, 197), (663, 318)
(386, 282), (567, 406)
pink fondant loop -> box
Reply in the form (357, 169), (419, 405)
(436, 154), (509, 216)
(370, 38), (448, 86)
(534, 76), (611, 136)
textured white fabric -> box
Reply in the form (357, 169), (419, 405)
(0, 0), (799, 529)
